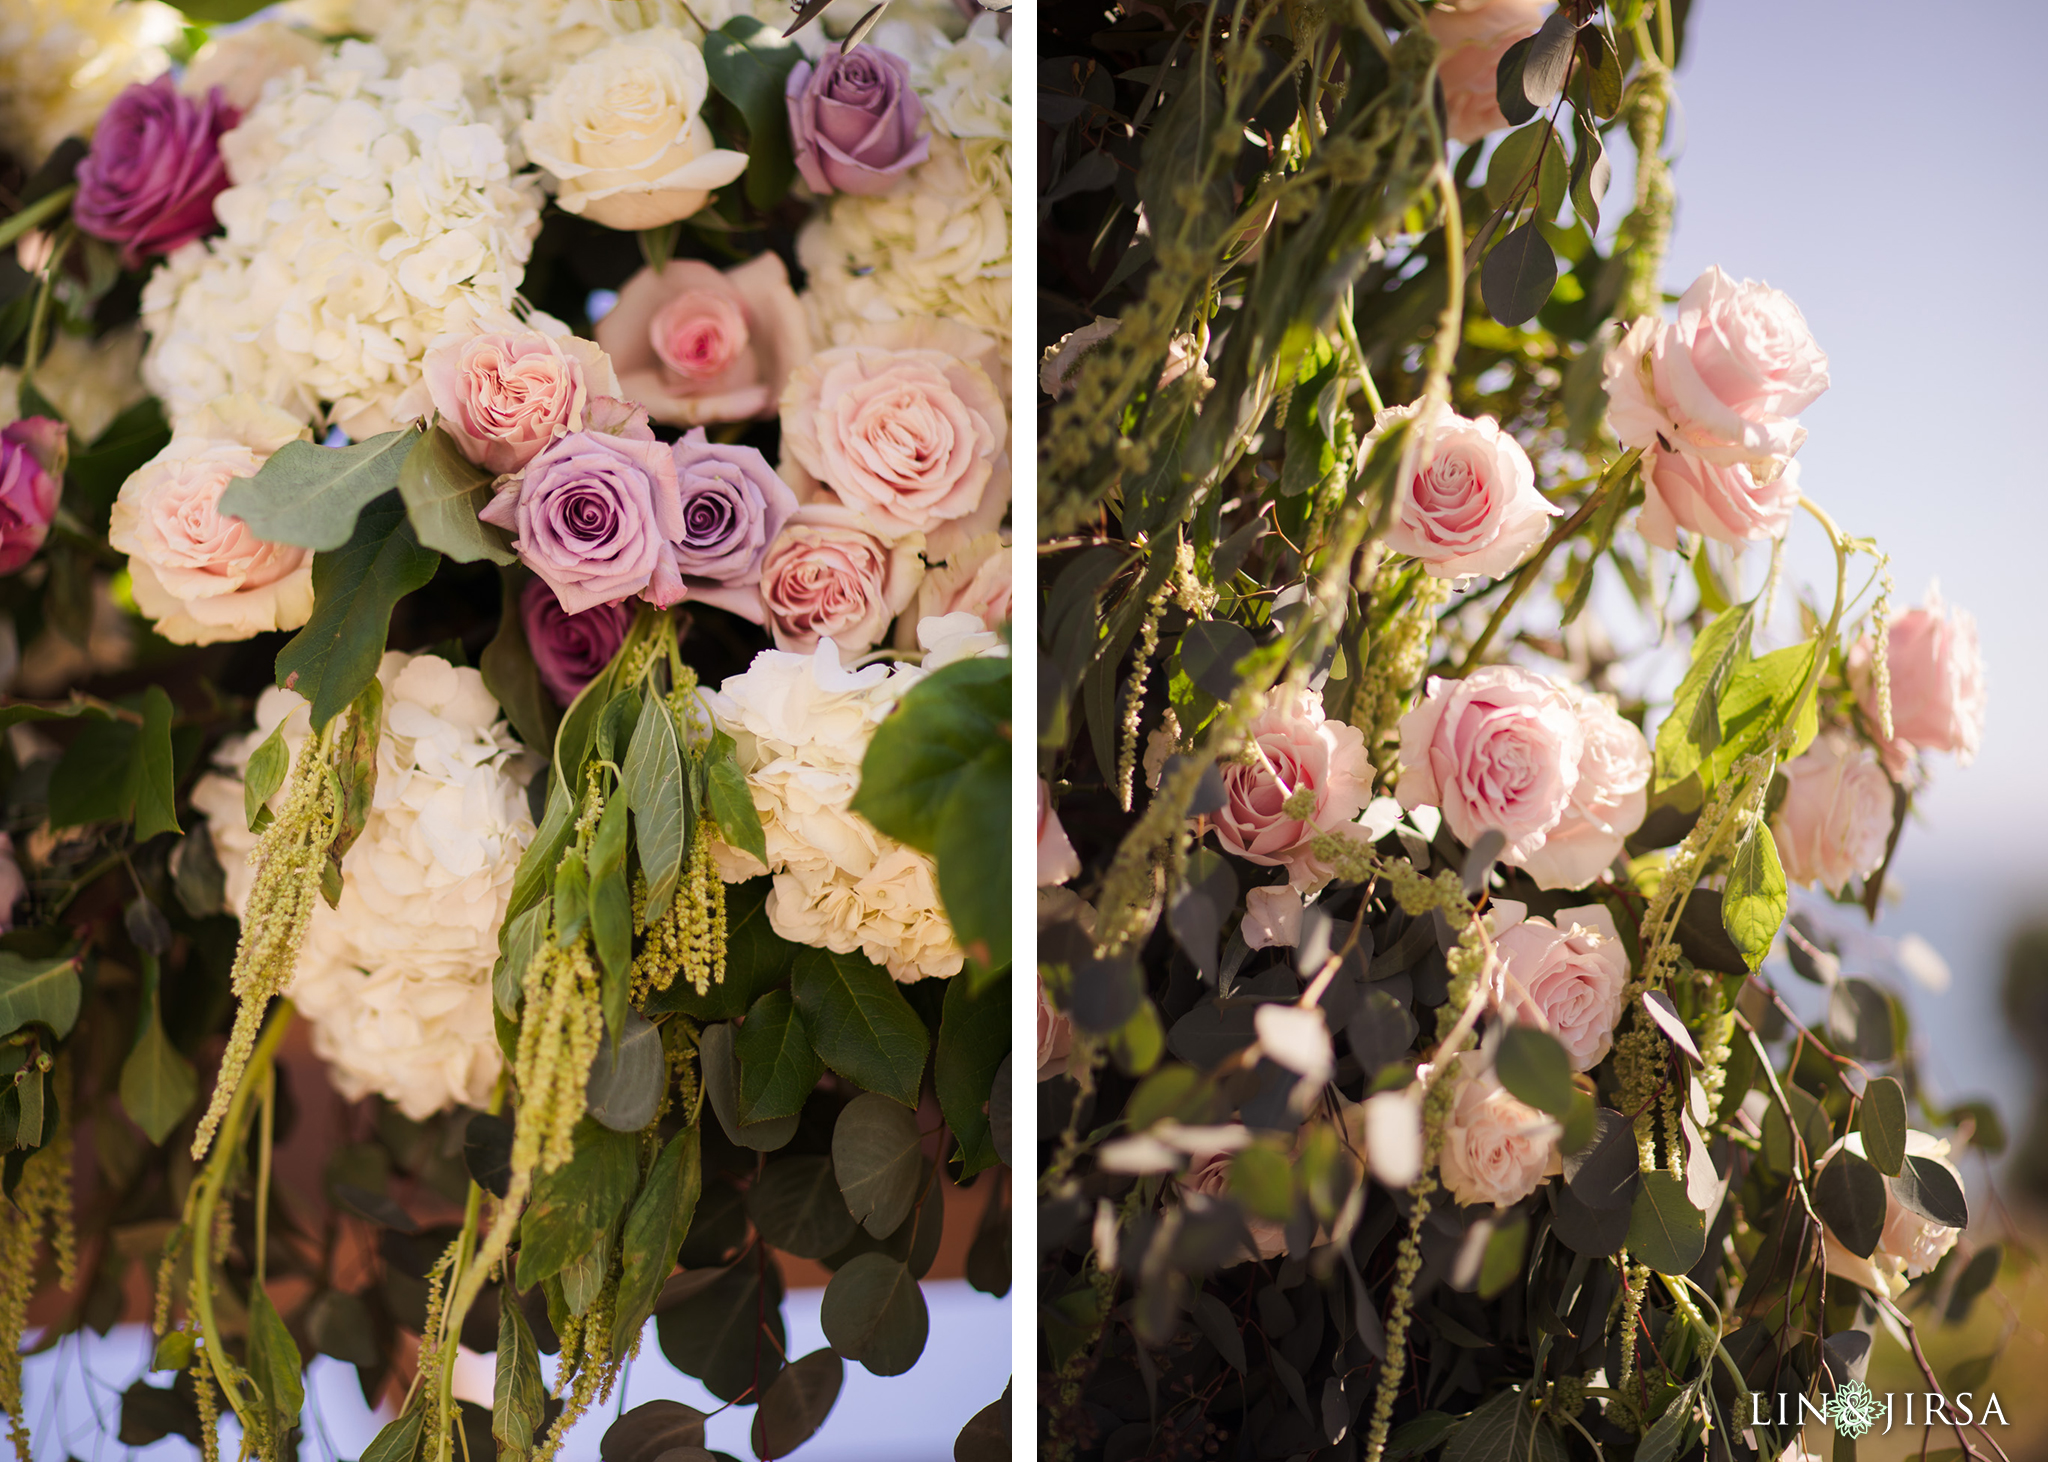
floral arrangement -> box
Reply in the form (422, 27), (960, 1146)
(1037, 4), (2006, 1461)
(0, 0), (1011, 1457)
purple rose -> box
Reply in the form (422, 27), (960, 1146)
(785, 46), (929, 197)
(74, 77), (239, 267)
(520, 578), (634, 705)
(0, 417), (66, 576)
(479, 431), (672, 613)
(644, 428), (797, 622)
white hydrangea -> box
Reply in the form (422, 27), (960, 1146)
(192, 652), (539, 1118)
(912, 13), (1010, 142)
(0, 0), (180, 161)
(141, 44), (543, 440)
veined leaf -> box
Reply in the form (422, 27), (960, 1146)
(623, 700), (688, 922)
(1654, 598), (1757, 790)
(791, 947), (929, 1107)
(734, 988), (823, 1124)
(397, 425), (514, 564)
(611, 1127), (701, 1357)
(707, 752), (767, 867)
(0, 953), (81, 1038)
(219, 428), (415, 552)
(493, 1294), (547, 1461)
(703, 17), (803, 209)
(1723, 820), (1787, 971)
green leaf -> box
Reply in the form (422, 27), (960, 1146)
(1633, 1382), (1701, 1462)
(624, 701), (688, 922)
(1701, 640), (1819, 787)
(832, 1091), (923, 1239)
(747, 1154), (859, 1258)
(1723, 820), (1787, 971)
(1484, 121), (1549, 210)
(219, 428), (416, 551)
(703, 17), (803, 210)
(706, 752), (766, 868)
(553, 851), (589, 945)
(359, 1407), (426, 1462)
(819, 1252), (928, 1377)
(1814, 1150), (1888, 1260)
(1859, 1076), (1908, 1176)
(397, 425), (514, 564)
(1442, 1386), (1564, 1462)
(611, 1126), (701, 1357)
(119, 1010), (196, 1146)
(653, 1258), (785, 1403)
(734, 988), (823, 1123)
(1229, 1144), (1293, 1223)
(1655, 599), (1757, 790)
(47, 716), (138, 827)
(480, 571), (558, 755)
(1891, 1153), (1969, 1230)
(1477, 1214), (1528, 1300)
(1495, 1024), (1577, 1118)
(243, 726), (289, 831)
(168, 0), (275, 20)
(493, 1292), (547, 1461)
(1481, 223), (1556, 328)
(791, 947), (929, 1107)
(751, 1349), (844, 1460)
(699, 1020), (800, 1151)
(935, 969), (1009, 1178)
(274, 492), (440, 728)
(584, 1008), (665, 1132)
(0, 952), (80, 1038)
(516, 1120), (639, 1289)
(590, 796), (633, 1032)
(133, 685), (181, 840)
(247, 1286), (305, 1427)
(1627, 1170), (1707, 1275)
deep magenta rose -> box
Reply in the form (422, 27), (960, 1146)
(0, 417), (66, 576)
(479, 431), (672, 613)
(74, 77), (238, 267)
(644, 428), (797, 621)
(785, 46), (929, 196)
(520, 578), (633, 705)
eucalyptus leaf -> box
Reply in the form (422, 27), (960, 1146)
(750, 1349), (843, 1460)
(1814, 1150), (1887, 1260)
(699, 1020), (799, 1151)
(585, 1009), (665, 1133)
(819, 1252), (928, 1377)
(1627, 1171), (1707, 1274)
(1890, 1153), (1968, 1230)
(1494, 1024), (1575, 1119)
(746, 1155), (858, 1258)
(1481, 224), (1556, 328)
(833, 1092), (924, 1239)
(1859, 1076), (1907, 1176)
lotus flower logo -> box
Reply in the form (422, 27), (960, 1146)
(1827, 1380), (1881, 1440)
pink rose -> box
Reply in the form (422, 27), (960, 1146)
(415, 330), (622, 476)
(757, 501), (924, 654)
(0, 417), (65, 575)
(1850, 586), (1985, 775)
(1436, 1049), (1561, 1208)
(74, 77), (238, 267)
(894, 532), (1011, 655)
(1515, 687), (1650, 891)
(779, 319), (1008, 543)
(594, 254), (811, 428)
(1396, 665), (1585, 866)
(1038, 780), (1080, 887)
(1178, 1151), (1287, 1259)
(1371, 400), (1558, 580)
(1241, 885), (1303, 951)
(1604, 266), (1830, 478)
(0, 833), (23, 933)
(1037, 974), (1072, 1082)
(1772, 731), (1893, 896)
(1638, 447), (1802, 551)
(521, 578), (633, 705)
(479, 430), (673, 613)
(785, 46), (930, 197)
(1492, 902), (1629, 1070)
(1211, 687), (1374, 890)
(107, 396), (313, 645)
(1426, 0), (1550, 144)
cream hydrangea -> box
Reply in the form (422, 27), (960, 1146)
(141, 43), (543, 440)
(192, 652), (538, 1118)
(912, 13), (1011, 142)
(0, 0), (180, 161)
(705, 629), (993, 982)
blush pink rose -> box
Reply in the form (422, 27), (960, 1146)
(1038, 780), (1080, 887)
(1371, 400), (1558, 580)
(1604, 266), (1831, 478)
(1178, 1151), (1287, 1259)
(894, 531), (1011, 655)
(1396, 665), (1584, 866)
(1492, 901), (1630, 1070)
(414, 330), (623, 476)
(1037, 973), (1072, 1081)
(1515, 687), (1651, 891)
(757, 501), (924, 654)
(1211, 687), (1374, 890)
(1772, 731), (1894, 896)
(107, 395), (314, 645)
(1426, 0), (1550, 144)
(1850, 585), (1985, 775)
(779, 319), (1008, 543)
(595, 253), (811, 428)
(1436, 1049), (1560, 1208)
(1638, 447), (1803, 550)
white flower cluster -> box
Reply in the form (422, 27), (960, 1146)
(0, 0), (179, 161)
(140, 44), (543, 440)
(797, 15), (1012, 351)
(706, 616), (1002, 982)
(192, 652), (539, 1118)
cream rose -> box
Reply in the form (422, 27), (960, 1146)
(520, 28), (749, 230)
(1370, 399), (1558, 581)
(1038, 780), (1080, 887)
(107, 394), (314, 645)
(1436, 1049), (1561, 1208)
(1492, 902), (1630, 1070)
(758, 501), (924, 654)
(1516, 687), (1651, 891)
(1821, 1131), (1965, 1299)
(1639, 447), (1801, 551)
(1396, 665), (1585, 867)
(1604, 265), (1830, 479)
(779, 317), (1008, 543)
(595, 253), (811, 427)
(1426, 0), (1550, 144)
(1850, 585), (1986, 775)
(1241, 885), (1304, 951)
(1211, 686), (1374, 890)
(1772, 730), (1893, 896)
(411, 329), (622, 475)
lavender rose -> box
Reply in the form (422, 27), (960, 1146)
(0, 417), (66, 576)
(786, 46), (930, 197)
(644, 428), (797, 621)
(74, 77), (238, 267)
(521, 579), (633, 705)
(479, 431), (673, 613)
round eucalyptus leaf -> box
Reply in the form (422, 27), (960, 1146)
(819, 1252), (928, 1377)
(749, 1348), (844, 1459)
(746, 1156), (858, 1259)
(1890, 1153), (1969, 1230)
(1813, 1151), (1887, 1260)
(600, 1399), (707, 1462)
(833, 1091), (923, 1239)
(699, 1021), (798, 1152)
(586, 1008), (666, 1133)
